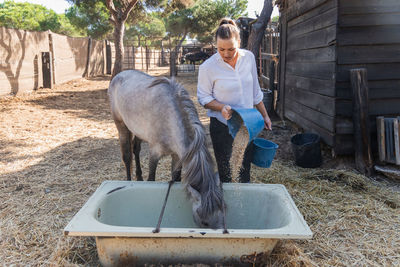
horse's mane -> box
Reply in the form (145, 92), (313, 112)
(149, 77), (224, 217)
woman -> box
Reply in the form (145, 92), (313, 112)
(197, 18), (272, 183)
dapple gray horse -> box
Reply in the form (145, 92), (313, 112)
(108, 70), (226, 230)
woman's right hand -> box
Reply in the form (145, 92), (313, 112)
(221, 105), (232, 120)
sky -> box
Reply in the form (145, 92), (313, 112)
(1, 0), (279, 17)
(0, 0), (72, 13)
(247, 0), (279, 18)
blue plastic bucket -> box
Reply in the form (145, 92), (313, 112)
(227, 108), (264, 143)
(251, 138), (279, 168)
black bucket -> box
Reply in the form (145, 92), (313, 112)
(262, 88), (273, 113)
(291, 133), (322, 168)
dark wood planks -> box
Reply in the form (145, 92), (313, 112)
(285, 106), (335, 146)
(337, 98), (400, 117)
(340, 13), (400, 27)
(287, 62), (336, 80)
(285, 98), (335, 132)
(288, 7), (338, 37)
(287, 86), (335, 116)
(283, 0), (338, 145)
(337, 80), (400, 100)
(338, 25), (400, 46)
(337, 63), (400, 82)
(287, 46), (335, 63)
(286, 74), (336, 97)
(338, 45), (400, 64)
(339, 0), (400, 15)
(287, 24), (336, 51)
(287, 0), (333, 21)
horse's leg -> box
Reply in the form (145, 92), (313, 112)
(171, 154), (181, 182)
(133, 136), (143, 181)
(115, 121), (133, 181)
(148, 150), (160, 181)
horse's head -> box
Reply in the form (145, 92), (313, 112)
(187, 179), (225, 229)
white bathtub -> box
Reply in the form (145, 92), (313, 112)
(64, 181), (312, 266)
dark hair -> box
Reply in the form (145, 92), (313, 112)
(215, 18), (240, 41)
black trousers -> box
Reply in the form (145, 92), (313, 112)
(209, 117), (253, 183)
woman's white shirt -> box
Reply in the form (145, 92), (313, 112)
(197, 48), (263, 124)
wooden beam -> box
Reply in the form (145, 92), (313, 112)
(277, 12), (288, 119)
(376, 116), (385, 162)
(260, 52), (278, 62)
(350, 68), (374, 176)
(394, 118), (400, 165)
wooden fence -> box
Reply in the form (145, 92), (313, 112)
(0, 27), (106, 96)
(259, 22), (280, 90)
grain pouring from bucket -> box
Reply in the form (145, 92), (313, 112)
(108, 70), (226, 230)
(230, 125), (249, 181)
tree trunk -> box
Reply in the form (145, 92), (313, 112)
(105, 0), (138, 79)
(112, 22), (125, 78)
(170, 33), (187, 77)
(247, 0), (273, 59)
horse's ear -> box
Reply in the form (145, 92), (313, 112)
(187, 185), (201, 203)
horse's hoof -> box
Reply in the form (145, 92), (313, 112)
(152, 228), (160, 233)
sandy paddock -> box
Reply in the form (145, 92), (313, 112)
(1, 68), (400, 266)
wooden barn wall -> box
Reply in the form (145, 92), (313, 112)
(335, 0), (400, 154)
(283, 0), (338, 146)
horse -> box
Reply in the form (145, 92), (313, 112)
(183, 51), (211, 65)
(108, 70), (226, 230)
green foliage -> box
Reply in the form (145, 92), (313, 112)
(191, 0), (248, 44)
(272, 15), (279, 23)
(125, 12), (166, 46)
(57, 14), (86, 37)
(65, 1), (113, 39)
(0, 0), (84, 36)
(0, 0), (61, 32)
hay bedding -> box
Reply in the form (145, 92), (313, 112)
(0, 71), (400, 266)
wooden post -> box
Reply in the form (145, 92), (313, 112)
(161, 41), (164, 66)
(350, 68), (374, 176)
(277, 12), (287, 119)
(141, 46), (144, 70)
(105, 41), (112, 75)
(394, 118), (400, 165)
(145, 45), (149, 72)
(84, 37), (92, 77)
(132, 46), (135, 70)
(48, 32), (56, 85)
(269, 60), (276, 91)
(41, 52), (53, 89)
(376, 116), (385, 162)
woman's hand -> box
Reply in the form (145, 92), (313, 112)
(221, 105), (233, 120)
(264, 115), (272, 130)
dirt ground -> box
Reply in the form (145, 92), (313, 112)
(1, 68), (400, 266)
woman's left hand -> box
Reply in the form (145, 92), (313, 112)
(264, 115), (272, 130)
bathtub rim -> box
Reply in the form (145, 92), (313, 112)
(64, 180), (313, 239)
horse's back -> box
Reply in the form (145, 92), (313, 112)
(108, 70), (186, 149)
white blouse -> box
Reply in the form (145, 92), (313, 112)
(197, 48), (263, 125)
